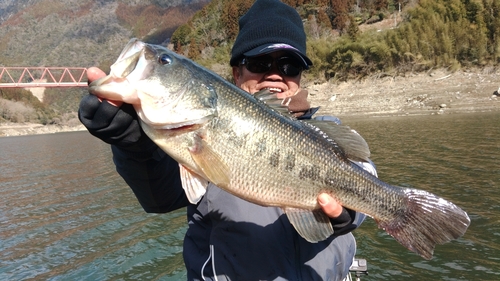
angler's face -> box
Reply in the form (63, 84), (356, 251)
(233, 51), (302, 98)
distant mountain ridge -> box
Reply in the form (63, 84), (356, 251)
(0, 0), (210, 69)
(0, 0), (210, 126)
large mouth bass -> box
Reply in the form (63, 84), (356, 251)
(89, 38), (470, 260)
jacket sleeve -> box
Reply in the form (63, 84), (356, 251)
(111, 137), (190, 213)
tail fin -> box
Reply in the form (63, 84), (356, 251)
(377, 189), (470, 260)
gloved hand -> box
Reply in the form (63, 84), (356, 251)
(78, 94), (144, 147)
(282, 89), (311, 117)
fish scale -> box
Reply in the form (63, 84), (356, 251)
(210, 89), (336, 208)
(89, 38), (470, 260)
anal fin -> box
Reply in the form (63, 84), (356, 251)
(285, 207), (334, 242)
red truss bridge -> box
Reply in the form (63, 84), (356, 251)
(0, 67), (88, 88)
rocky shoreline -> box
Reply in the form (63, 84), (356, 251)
(0, 123), (86, 137)
(1, 68), (499, 137)
(307, 68), (500, 118)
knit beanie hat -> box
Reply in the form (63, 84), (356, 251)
(229, 0), (312, 69)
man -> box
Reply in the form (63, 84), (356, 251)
(79, 0), (376, 280)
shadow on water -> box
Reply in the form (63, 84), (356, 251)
(1, 112), (499, 280)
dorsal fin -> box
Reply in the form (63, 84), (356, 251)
(253, 90), (370, 162)
(304, 120), (371, 162)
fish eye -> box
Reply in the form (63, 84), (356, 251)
(158, 54), (172, 65)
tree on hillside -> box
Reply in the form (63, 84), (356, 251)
(0, 88), (56, 124)
(220, 0), (253, 40)
(171, 24), (192, 51)
(329, 0), (356, 33)
(221, 1), (240, 40)
(374, 0), (389, 10)
(169, 0), (500, 82)
(482, 0), (500, 61)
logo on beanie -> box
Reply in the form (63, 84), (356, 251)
(260, 43), (299, 53)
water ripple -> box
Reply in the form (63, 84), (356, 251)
(346, 112), (500, 281)
(1, 113), (499, 280)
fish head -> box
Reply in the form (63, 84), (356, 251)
(89, 38), (217, 129)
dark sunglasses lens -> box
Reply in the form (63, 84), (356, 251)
(277, 58), (302, 77)
(243, 56), (303, 77)
(245, 58), (272, 73)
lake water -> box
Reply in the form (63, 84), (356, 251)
(1, 112), (499, 280)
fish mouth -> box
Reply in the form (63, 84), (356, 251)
(90, 39), (145, 87)
(89, 38), (217, 132)
(88, 39), (154, 104)
(116, 38), (145, 62)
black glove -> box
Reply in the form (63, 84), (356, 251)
(78, 94), (144, 147)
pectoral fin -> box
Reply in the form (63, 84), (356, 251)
(179, 164), (209, 204)
(189, 135), (231, 189)
(285, 207), (334, 242)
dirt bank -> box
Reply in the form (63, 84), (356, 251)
(1, 68), (499, 137)
(307, 68), (500, 118)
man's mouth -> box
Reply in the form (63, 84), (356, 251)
(263, 87), (283, 93)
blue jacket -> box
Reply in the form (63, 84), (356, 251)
(110, 114), (375, 281)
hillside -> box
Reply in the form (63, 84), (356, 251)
(174, 0), (500, 82)
(0, 0), (209, 67)
(1, 0), (500, 134)
(0, 0), (210, 126)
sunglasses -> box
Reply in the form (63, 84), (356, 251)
(240, 55), (303, 77)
